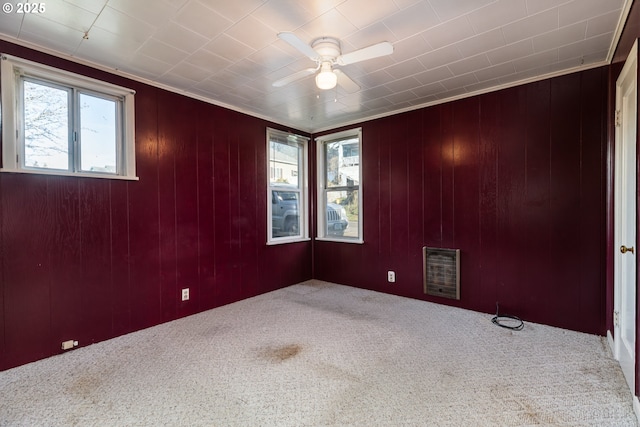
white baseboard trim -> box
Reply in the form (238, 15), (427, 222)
(607, 330), (615, 356)
(609, 330), (640, 425)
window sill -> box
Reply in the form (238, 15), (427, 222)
(315, 237), (364, 244)
(267, 237), (311, 246)
(0, 168), (139, 181)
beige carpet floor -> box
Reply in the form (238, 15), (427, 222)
(0, 281), (637, 426)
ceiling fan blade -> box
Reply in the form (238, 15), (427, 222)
(278, 32), (320, 61)
(337, 41), (394, 66)
(272, 68), (317, 87)
(334, 69), (360, 93)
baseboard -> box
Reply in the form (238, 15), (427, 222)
(609, 330), (640, 425)
(607, 330), (615, 356)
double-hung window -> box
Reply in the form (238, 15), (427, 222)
(1, 54), (137, 179)
(267, 128), (309, 244)
(316, 128), (362, 243)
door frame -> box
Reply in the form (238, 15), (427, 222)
(611, 37), (640, 420)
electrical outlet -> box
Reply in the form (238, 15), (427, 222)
(61, 340), (78, 350)
(181, 288), (189, 301)
(387, 271), (396, 282)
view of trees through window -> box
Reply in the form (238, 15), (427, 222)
(22, 79), (118, 173)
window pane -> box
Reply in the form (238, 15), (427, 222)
(23, 80), (69, 169)
(271, 190), (300, 238)
(325, 189), (358, 238)
(326, 138), (359, 188)
(269, 140), (299, 187)
(80, 93), (117, 173)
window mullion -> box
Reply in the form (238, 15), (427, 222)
(71, 88), (79, 172)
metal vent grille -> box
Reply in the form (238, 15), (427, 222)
(423, 247), (460, 300)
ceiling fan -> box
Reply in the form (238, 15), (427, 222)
(273, 32), (394, 93)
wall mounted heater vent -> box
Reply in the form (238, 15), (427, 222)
(423, 247), (460, 300)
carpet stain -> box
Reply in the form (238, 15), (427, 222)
(260, 344), (302, 363)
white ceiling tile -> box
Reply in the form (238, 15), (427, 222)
(336, 0), (400, 29)
(389, 35), (431, 63)
(411, 81), (446, 97)
(252, 0), (315, 32)
(185, 50), (233, 73)
(511, 49), (558, 72)
(172, 1), (233, 38)
(384, 58), (425, 79)
(227, 58), (272, 81)
(385, 89), (418, 104)
(392, 0), (423, 9)
(383, 2), (441, 40)
(557, 33), (613, 62)
(586, 10), (623, 38)
(204, 34), (255, 62)
(353, 69), (393, 88)
(474, 62), (516, 81)
(75, 26), (139, 64)
(467, 0), (528, 34)
(384, 76), (422, 92)
(0, 14), (23, 38)
(428, 0), (494, 22)
(532, 22), (586, 52)
(440, 72), (478, 90)
(448, 54), (491, 76)
(226, 16), (279, 51)
(525, 0), (571, 15)
(25, 1), (97, 33)
(167, 61), (212, 83)
(153, 22), (208, 54)
(300, 9), (359, 40)
(486, 39), (534, 65)
(63, 0), (108, 14)
(413, 66), (454, 85)
(343, 22), (399, 51)
(127, 53), (175, 78)
(423, 16), (475, 50)
(138, 38), (191, 64)
(455, 29), (505, 57)
(558, 0), (624, 27)
(19, 16), (83, 55)
(360, 85), (394, 99)
(502, 8), (558, 44)
(93, 6), (156, 44)
(198, 0), (264, 21)
(159, 72), (199, 88)
(248, 44), (297, 71)
(417, 47), (462, 70)
(107, 0), (176, 28)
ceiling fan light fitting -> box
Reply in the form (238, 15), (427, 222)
(316, 63), (337, 90)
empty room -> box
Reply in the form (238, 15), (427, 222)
(1, 0), (640, 425)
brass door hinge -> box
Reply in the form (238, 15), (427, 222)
(615, 109), (622, 127)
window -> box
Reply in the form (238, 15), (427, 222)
(267, 128), (309, 244)
(316, 128), (362, 243)
(1, 53), (137, 180)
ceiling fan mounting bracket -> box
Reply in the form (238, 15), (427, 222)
(311, 37), (341, 62)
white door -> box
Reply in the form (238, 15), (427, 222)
(614, 39), (638, 394)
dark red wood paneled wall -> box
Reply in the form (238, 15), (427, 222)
(0, 41), (311, 371)
(314, 67), (609, 335)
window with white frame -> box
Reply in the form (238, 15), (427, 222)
(316, 128), (362, 242)
(267, 128), (309, 244)
(0, 53), (137, 180)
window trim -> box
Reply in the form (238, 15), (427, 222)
(0, 53), (138, 180)
(316, 128), (363, 244)
(266, 128), (310, 245)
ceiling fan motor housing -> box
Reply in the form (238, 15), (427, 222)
(312, 37), (341, 62)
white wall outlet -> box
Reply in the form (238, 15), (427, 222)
(181, 288), (189, 301)
(387, 271), (396, 282)
(61, 340), (78, 350)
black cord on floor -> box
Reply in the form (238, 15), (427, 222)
(492, 302), (524, 331)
